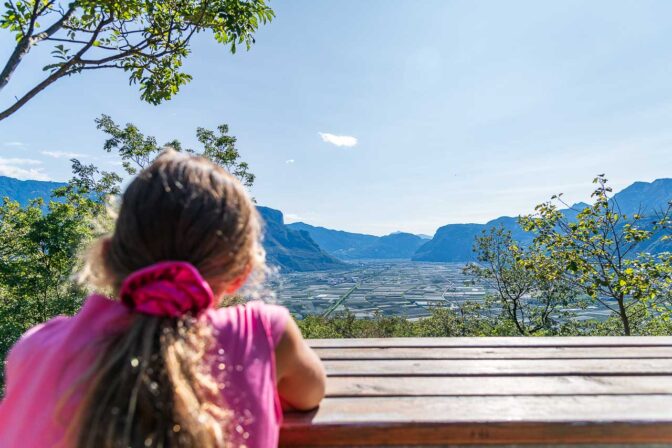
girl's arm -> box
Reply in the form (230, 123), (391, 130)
(274, 318), (326, 411)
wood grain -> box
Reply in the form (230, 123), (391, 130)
(314, 346), (672, 360)
(286, 395), (672, 424)
(322, 358), (672, 376)
(325, 375), (672, 397)
(309, 336), (672, 348)
(281, 396), (672, 446)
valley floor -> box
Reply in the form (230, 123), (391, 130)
(272, 260), (613, 321)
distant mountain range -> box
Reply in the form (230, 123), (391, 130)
(414, 178), (672, 261)
(286, 222), (425, 259)
(287, 178), (672, 262)
(2, 175), (671, 269)
(0, 176), (65, 206)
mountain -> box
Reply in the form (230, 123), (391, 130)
(0, 176), (65, 206)
(412, 223), (490, 262)
(287, 222), (425, 259)
(345, 232), (425, 259)
(257, 207), (347, 272)
(612, 179), (672, 255)
(287, 222), (378, 255)
(609, 179), (672, 216)
(412, 217), (533, 262)
(413, 178), (672, 262)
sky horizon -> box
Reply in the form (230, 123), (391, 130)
(2, 1), (672, 236)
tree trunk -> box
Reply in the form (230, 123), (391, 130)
(617, 295), (631, 336)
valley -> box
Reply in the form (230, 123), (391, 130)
(272, 260), (613, 322)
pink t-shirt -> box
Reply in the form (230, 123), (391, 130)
(0, 295), (289, 448)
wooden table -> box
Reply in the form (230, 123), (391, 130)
(280, 337), (672, 446)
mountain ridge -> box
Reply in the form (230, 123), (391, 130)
(2, 175), (670, 265)
(413, 178), (672, 261)
(0, 176), (66, 206)
(287, 222), (425, 259)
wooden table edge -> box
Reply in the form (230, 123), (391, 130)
(280, 421), (672, 446)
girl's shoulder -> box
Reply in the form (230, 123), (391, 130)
(7, 316), (69, 369)
(7, 295), (128, 370)
(206, 301), (290, 349)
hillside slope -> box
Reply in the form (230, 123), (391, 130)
(258, 207), (347, 272)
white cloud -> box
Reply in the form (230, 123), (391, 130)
(0, 157), (50, 180)
(285, 159), (295, 164)
(0, 157), (42, 165)
(318, 132), (358, 147)
(3, 141), (25, 147)
(41, 150), (86, 159)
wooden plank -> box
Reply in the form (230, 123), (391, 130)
(325, 375), (672, 397)
(280, 395), (672, 446)
(322, 358), (672, 376)
(286, 395), (672, 424)
(280, 421), (672, 446)
(314, 346), (672, 360)
(309, 336), (672, 348)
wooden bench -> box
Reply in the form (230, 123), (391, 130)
(280, 337), (672, 446)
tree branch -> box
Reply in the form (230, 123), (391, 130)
(0, 16), (111, 122)
(32, 5), (77, 42)
(72, 64), (124, 71)
(45, 37), (119, 51)
(0, 5), (76, 92)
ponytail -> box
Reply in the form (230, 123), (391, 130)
(75, 263), (228, 448)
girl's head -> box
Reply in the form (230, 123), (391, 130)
(87, 149), (265, 300)
(76, 150), (265, 448)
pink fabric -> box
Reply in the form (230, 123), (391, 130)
(119, 261), (214, 318)
(0, 295), (290, 448)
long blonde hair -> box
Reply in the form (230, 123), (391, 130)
(74, 150), (265, 447)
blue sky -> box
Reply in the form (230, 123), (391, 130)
(2, 0), (672, 235)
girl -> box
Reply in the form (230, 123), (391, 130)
(0, 150), (326, 447)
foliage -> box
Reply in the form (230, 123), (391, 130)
(0, 0), (274, 120)
(297, 309), (450, 339)
(95, 114), (254, 186)
(297, 303), (570, 339)
(298, 312), (414, 339)
(463, 227), (577, 336)
(520, 175), (671, 335)
(196, 124), (255, 187)
(298, 302), (528, 340)
(296, 299), (672, 340)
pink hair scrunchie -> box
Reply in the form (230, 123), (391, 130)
(119, 261), (214, 318)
